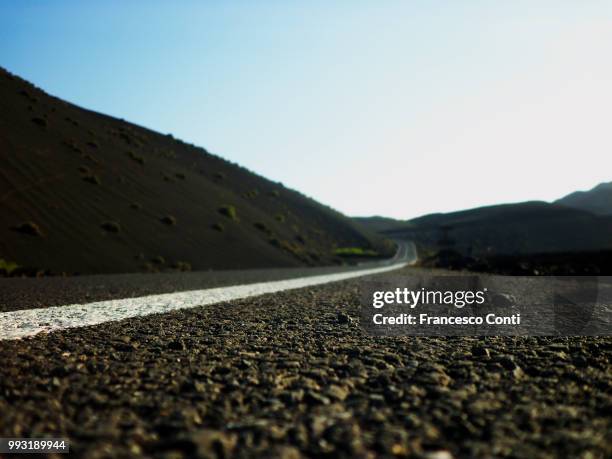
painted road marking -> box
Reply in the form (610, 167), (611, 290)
(0, 258), (412, 341)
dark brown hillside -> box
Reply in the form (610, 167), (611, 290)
(0, 67), (392, 275)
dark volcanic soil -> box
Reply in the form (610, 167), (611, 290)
(1, 268), (610, 458)
(0, 67), (391, 276)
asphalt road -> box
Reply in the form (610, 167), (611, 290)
(0, 245), (610, 458)
(0, 242), (416, 314)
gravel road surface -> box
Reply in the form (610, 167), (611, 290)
(1, 266), (610, 458)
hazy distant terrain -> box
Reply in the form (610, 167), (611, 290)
(0, 68), (392, 275)
(356, 200), (612, 257)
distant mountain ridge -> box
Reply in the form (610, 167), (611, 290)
(356, 196), (612, 256)
(0, 67), (392, 275)
(350, 216), (405, 233)
(555, 182), (612, 215)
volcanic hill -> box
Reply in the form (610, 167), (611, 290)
(0, 68), (392, 275)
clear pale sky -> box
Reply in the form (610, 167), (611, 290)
(2, 1), (611, 219)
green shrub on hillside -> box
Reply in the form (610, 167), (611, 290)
(82, 174), (101, 185)
(31, 117), (47, 128)
(152, 255), (165, 265)
(160, 215), (177, 225)
(218, 205), (237, 220)
(254, 222), (271, 234)
(334, 247), (379, 257)
(127, 150), (145, 165)
(0, 258), (19, 275)
(100, 221), (121, 233)
(242, 189), (259, 199)
(173, 261), (192, 271)
(11, 221), (43, 237)
(64, 139), (82, 153)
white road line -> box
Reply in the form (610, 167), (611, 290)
(0, 259), (410, 341)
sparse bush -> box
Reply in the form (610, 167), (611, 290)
(175, 172), (186, 180)
(295, 234), (306, 244)
(142, 262), (158, 273)
(0, 258), (19, 275)
(100, 221), (121, 233)
(152, 256), (165, 265)
(242, 189), (259, 199)
(127, 151), (145, 165)
(211, 223), (224, 232)
(11, 221), (43, 237)
(160, 215), (177, 225)
(213, 172), (226, 180)
(254, 222), (270, 233)
(78, 165), (90, 174)
(82, 174), (101, 185)
(218, 205), (237, 220)
(275, 213), (285, 223)
(334, 247), (379, 257)
(64, 140), (82, 153)
(163, 174), (174, 183)
(173, 261), (192, 271)
(268, 190), (280, 197)
(81, 153), (99, 164)
(130, 202), (142, 210)
(31, 117), (47, 127)
(268, 238), (302, 257)
(86, 140), (99, 149)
